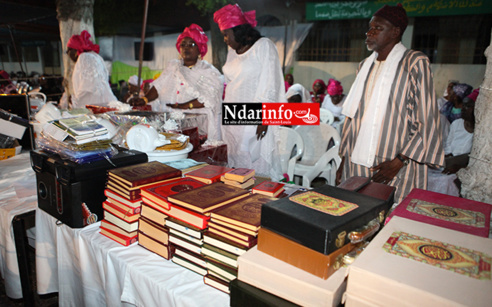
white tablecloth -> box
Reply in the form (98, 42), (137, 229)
(36, 208), (229, 307)
(0, 153), (37, 299)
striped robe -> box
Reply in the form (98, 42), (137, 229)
(340, 49), (445, 203)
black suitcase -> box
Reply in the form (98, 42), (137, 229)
(31, 148), (147, 228)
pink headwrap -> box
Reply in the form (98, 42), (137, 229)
(327, 78), (343, 96)
(176, 24), (208, 58)
(467, 88), (480, 102)
(312, 79), (326, 93)
(67, 30), (100, 55)
(213, 4), (257, 31)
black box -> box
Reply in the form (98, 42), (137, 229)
(31, 149), (147, 228)
(230, 279), (300, 307)
(261, 185), (390, 255)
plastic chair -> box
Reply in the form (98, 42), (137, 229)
(319, 108), (334, 125)
(293, 123), (341, 187)
(277, 127), (304, 182)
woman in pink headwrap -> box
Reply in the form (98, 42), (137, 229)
(310, 79), (326, 103)
(213, 4), (285, 180)
(321, 78), (346, 118)
(129, 24), (223, 141)
(66, 30), (118, 109)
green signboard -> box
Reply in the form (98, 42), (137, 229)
(306, 0), (492, 21)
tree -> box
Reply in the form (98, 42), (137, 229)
(56, 0), (95, 101)
(458, 30), (492, 204)
(185, 0), (233, 73)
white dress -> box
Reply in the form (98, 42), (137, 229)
(444, 118), (473, 156)
(71, 51), (118, 109)
(222, 37), (286, 180)
(151, 59), (224, 142)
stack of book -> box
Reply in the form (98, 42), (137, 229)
(202, 193), (276, 293)
(185, 164), (233, 184)
(43, 115), (110, 145)
(220, 168), (256, 189)
(162, 158), (209, 175)
(139, 177), (206, 261)
(99, 161), (181, 246)
(251, 181), (285, 197)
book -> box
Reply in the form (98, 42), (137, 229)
(210, 193), (275, 232)
(203, 274), (230, 294)
(105, 194), (142, 215)
(102, 201), (140, 223)
(58, 115), (107, 136)
(208, 221), (256, 241)
(185, 164), (233, 184)
(101, 219), (137, 238)
(208, 227), (257, 248)
(172, 255), (207, 276)
(167, 182), (249, 215)
(337, 176), (371, 191)
(169, 234), (202, 254)
(165, 216), (204, 240)
(100, 226), (138, 246)
(138, 217), (169, 244)
(203, 231), (249, 256)
(142, 197), (209, 229)
(387, 188), (491, 237)
(229, 279), (301, 307)
(252, 181), (285, 197)
(238, 247), (348, 307)
(220, 176), (255, 189)
(103, 211), (139, 232)
(140, 177), (205, 210)
(261, 185), (389, 255)
(206, 258), (238, 282)
(138, 231), (172, 260)
(169, 228), (203, 246)
(105, 183), (141, 201)
(108, 161), (182, 188)
(140, 203), (167, 226)
(345, 216), (492, 307)
(162, 158), (207, 172)
(173, 246), (207, 268)
(258, 227), (356, 280)
(108, 175), (184, 192)
(208, 219), (258, 237)
(201, 243), (239, 268)
(224, 168), (255, 183)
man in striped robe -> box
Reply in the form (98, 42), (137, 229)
(338, 4), (444, 203)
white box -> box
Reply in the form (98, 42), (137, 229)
(345, 216), (492, 307)
(238, 246), (347, 307)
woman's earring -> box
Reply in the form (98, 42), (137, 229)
(198, 54), (202, 60)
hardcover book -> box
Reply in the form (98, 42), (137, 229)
(105, 196), (141, 215)
(206, 258), (238, 282)
(105, 183), (141, 201)
(169, 228), (203, 246)
(258, 227), (356, 280)
(169, 234), (202, 255)
(100, 227), (138, 246)
(143, 197), (209, 229)
(167, 182), (249, 215)
(173, 245), (207, 268)
(172, 254), (207, 276)
(104, 189), (142, 214)
(344, 216), (492, 307)
(165, 216), (204, 239)
(203, 274), (230, 294)
(387, 188), (491, 237)
(230, 279), (301, 307)
(140, 203), (167, 226)
(337, 176), (371, 191)
(210, 193), (275, 232)
(238, 246), (348, 307)
(138, 231), (172, 260)
(201, 243), (239, 268)
(208, 221), (257, 241)
(140, 177), (205, 210)
(103, 211), (139, 232)
(220, 176), (255, 189)
(204, 231), (249, 256)
(108, 161), (182, 188)
(209, 219), (258, 237)
(252, 181), (285, 197)
(102, 201), (140, 223)
(208, 226), (257, 248)
(138, 216), (169, 244)
(100, 219), (138, 238)
(224, 168), (255, 183)
(261, 185), (388, 255)
(185, 164), (233, 184)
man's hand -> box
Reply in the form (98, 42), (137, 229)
(256, 125), (268, 140)
(370, 158), (404, 184)
(335, 156), (345, 186)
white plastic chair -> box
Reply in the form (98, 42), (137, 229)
(277, 127), (304, 182)
(319, 108), (334, 125)
(293, 123), (341, 187)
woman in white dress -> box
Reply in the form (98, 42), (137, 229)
(214, 4), (286, 180)
(129, 24), (224, 142)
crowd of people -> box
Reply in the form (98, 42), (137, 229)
(10, 3), (476, 201)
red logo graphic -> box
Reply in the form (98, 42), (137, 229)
(261, 103), (319, 125)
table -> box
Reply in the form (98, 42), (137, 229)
(0, 153), (37, 299)
(35, 208), (229, 307)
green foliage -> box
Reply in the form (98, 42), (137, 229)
(185, 0), (233, 16)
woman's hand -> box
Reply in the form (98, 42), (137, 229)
(128, 97), (146, 107)
(256, 125), (268, 140)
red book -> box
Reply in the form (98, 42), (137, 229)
(108, 161), (182, 188)
(387, 188), (492, 237)
(224, 168), (255, 183)
(140, 178), (205, 210)
(185, 165), (233, 184)
(104, 189), (142, 214)
(102, 200), (140, 223)
(106, 182), (142, 201)
(100, 223), (138, 246)
(252, 181), (285, 197)
(141, 197), (210, 230)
